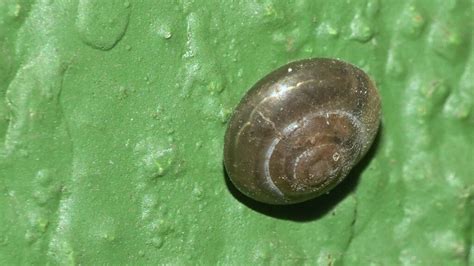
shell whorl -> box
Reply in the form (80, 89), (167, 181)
(224, 58), (381, 205)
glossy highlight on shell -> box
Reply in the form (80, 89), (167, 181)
(224, 58), (381, 205)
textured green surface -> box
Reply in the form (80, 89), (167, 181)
(0, 0), (473, 265)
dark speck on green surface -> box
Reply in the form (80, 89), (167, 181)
(0, 0), (473, 265)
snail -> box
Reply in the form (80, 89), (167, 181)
(224, 58), (381, 205)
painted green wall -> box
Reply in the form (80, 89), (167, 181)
(0, 0), (472, 265)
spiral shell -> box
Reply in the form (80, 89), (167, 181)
(224, 58), (381, 205)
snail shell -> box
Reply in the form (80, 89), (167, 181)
(224, 58), (381, 205)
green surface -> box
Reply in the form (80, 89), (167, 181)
(0, 0), (473, 265)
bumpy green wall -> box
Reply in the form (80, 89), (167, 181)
(0, 0), (472, 265)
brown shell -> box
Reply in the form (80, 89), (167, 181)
(224, 58), (381, 205)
